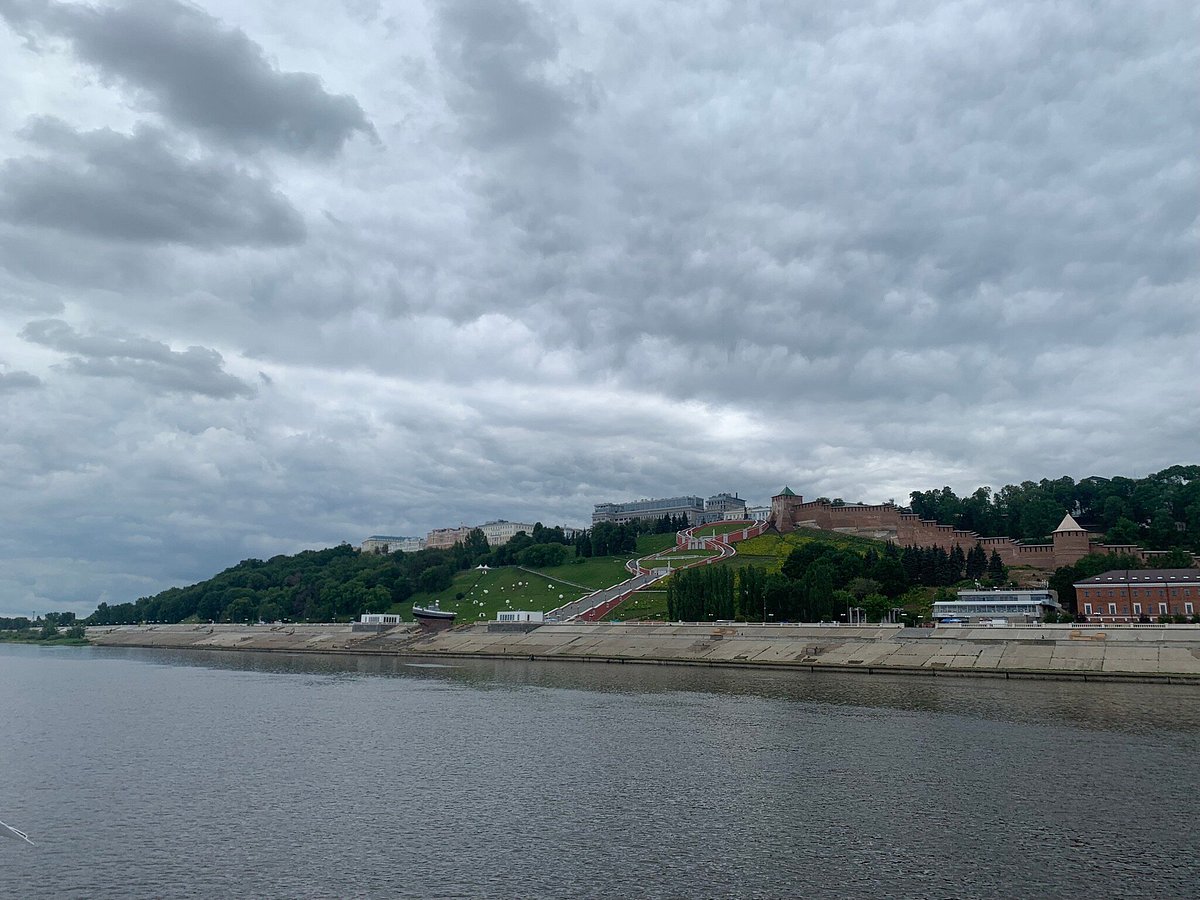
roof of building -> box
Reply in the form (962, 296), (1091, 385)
(1075, 569), (1200, 585)
(777, 486), (796, 497)
(1053, 513), (1087, 533)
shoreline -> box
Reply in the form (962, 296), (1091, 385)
(85, 622), (1200, 685)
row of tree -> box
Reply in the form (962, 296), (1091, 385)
(573, 515), (687, 558)
(667, 566), (736, 621)
(0, 613), (84, 639)
(366, 516), (684, 565)
(908, 465), (1200, 549)
(663, 539), (1012, 624)
(898, 544), (1006, 587)
(86, 542), (485, 626)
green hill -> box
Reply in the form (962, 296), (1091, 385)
(85, 532), (680, 626)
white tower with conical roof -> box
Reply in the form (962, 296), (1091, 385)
(1052, 512), (1092, 565)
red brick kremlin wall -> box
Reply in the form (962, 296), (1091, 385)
(769, 492), (1162, 570)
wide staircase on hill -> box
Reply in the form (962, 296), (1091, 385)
(547, 519), (769, 622)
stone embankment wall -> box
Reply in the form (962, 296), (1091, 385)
(88, 622), (1200, 683)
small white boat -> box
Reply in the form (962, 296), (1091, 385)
(0, 819), (34, 845)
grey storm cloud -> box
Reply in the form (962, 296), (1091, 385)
(436, 0), (586, 147)
(0, 369), (42, 391)
(0, 0), (376, 156)
(0, 118), (306, 247)
(21, 318), (254, 398)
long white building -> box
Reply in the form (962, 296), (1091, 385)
(478, 520), (537, 546)
(933, 588), (1061, 624)
(361, 535), (425, 554)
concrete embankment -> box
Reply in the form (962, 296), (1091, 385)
(86, 622), (1200, 684)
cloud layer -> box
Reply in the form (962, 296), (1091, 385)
(2, 119), (306, 246)
(2, 0), (376, 154)
(0, 0), (1195, 616)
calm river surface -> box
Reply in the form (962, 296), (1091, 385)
(2, 644), (1199, 899)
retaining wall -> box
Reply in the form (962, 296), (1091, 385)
(87, 622), (1200, 683)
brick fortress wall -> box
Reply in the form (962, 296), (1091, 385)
(769, 492), (1166, 570)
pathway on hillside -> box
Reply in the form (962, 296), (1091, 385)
(549, 519), (768, 622)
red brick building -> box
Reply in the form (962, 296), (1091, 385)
(1074, 570), (1200, 623)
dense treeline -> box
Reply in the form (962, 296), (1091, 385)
(85, 515), (688, 626)
(668, 566), (736, 620)
(0, 612), (85, 640)
(572, 515), (687, 558)
(667, 540), (1011, 623)
(87, 542), (468, 626)
(908, 465), (1200, 549)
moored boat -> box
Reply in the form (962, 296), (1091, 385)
(412, 604), (457, 626)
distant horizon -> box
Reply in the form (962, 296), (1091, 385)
(9, 462), (1195, 622)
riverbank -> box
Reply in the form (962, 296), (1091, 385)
(0, 633), (90, 646)
(86, 622), (1200, 684)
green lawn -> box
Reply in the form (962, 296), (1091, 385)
(653, 545), (717, 558)
(718, 528), (888, 572)
(394, 534), (682, 623)
(396, 566), (590, 623)
(634, 532), (682, 555)
(689, 520), (755, 538)
(532, 556), (629, 591)
(602, 590), (669, 622)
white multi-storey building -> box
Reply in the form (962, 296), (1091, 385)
(361, 535), (425, 554)
(478, 520), (537, 546)
(593, 495), (706, 526)
(933, 589), (1061, 624)
(697, 492), (749, 524)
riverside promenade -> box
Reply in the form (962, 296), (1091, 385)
(87, 622), (1200, 684)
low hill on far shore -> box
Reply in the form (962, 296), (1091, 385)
(83, 532), (679, 627)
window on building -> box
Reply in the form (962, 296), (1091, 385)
(1084, 603), (1093, 616)
(1108, 603), (1117, 615)
(1159, 603), (1168, 615)
(1133, 603), (1142, 615)
(1187, 602), (1194, 615)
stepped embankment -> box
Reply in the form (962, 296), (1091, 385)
(86, 622), (1200, 684)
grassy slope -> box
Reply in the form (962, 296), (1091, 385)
(394, 533), (680, 623)
(689, 520), (756, 538)
(715, 529), (890, 572)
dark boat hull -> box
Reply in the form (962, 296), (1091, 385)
(412, 606), (457, 629)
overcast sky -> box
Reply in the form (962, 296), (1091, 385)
(1, 0), (1196, 617)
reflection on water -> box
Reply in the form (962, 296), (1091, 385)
(114, 644), (1200, 736)
(1, 644), (1198, 899)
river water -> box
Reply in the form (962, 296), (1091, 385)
(2, 644), (1198, 899)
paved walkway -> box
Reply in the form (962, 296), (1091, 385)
(553, 519), (768, 621)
